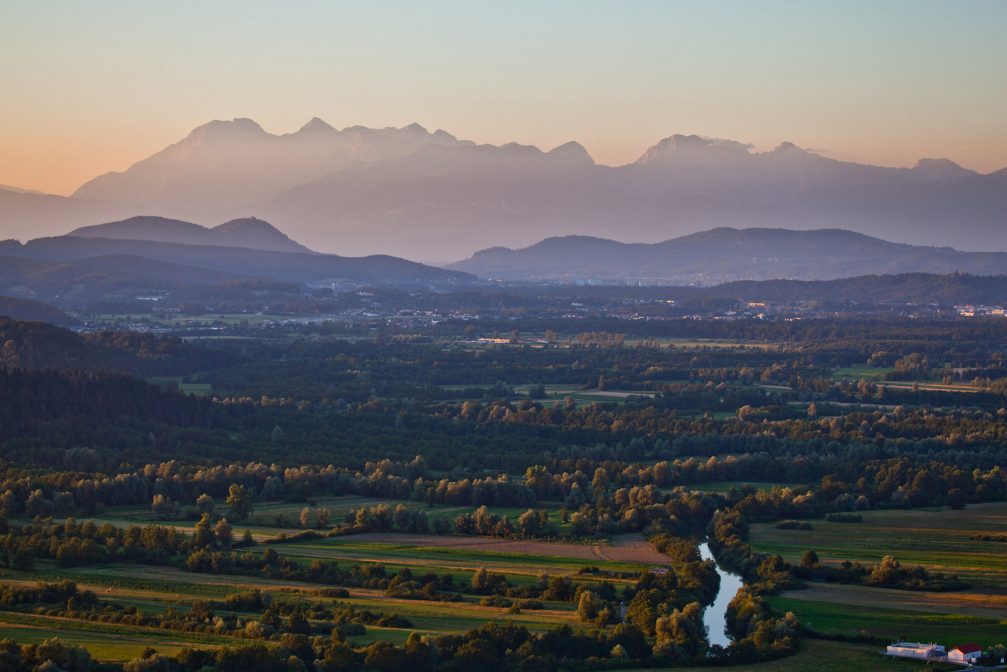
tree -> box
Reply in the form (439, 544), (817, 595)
(316, 508), (331, 528)
(516, 509), (540, 537)
(286, 607), (311, 635)
(576, 590), (600, 622)
(299, 507), (313, 529)
(215, 517), (233, 547)
(196, 493), (215, 516)
(193, 513), (216, 549)
(226, 484), (253, 521)
(471, 566), (489, 593)
(363, 641), (406, 672)
(150, 494), (178, 520)
(654, 602), (706, 659)
(800, 549), (819, 568)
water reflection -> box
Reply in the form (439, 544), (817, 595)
(698, 541), (744, 648)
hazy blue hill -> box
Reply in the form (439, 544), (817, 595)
(448, 228), (1007, 284)
(0, 234), (473, 286)
(69, 215), (312, 253)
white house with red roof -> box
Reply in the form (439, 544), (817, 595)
(948, 643), (982, 663)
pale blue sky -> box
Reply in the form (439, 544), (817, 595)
(2, 0), (1005, 193)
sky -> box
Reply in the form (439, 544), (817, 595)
(1, 0), (1005, 195)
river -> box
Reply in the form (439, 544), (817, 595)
(698, 541), (744, 648)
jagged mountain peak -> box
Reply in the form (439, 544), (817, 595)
(296, 117), (337, 135)
(185, 118), (268, 144)
(634, 134), (754, 164)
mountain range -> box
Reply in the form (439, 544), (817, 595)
(448, 228), (1007, 284)
(1, 118), (1004, 261)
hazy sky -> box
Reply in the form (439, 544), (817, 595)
(2, 0), (1005, 195)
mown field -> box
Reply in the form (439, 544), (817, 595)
(749, 502), (1007, 586)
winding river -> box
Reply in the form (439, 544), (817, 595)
(698, 541), (744, 648)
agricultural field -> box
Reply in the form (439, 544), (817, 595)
(748, 502), (1007, 586)
(0, 610), (233, 662)
(766, 595), (1007, 648)
(0, 529), (611, 655)
(829, 365), (891, 381)
(632, 639), (956, 672)
(270, 532), (665, 581)
(750, 503), (1007, 645)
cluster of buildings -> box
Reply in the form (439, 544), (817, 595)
(955, 304), (1007, 317)
(886, 641), (984, 665)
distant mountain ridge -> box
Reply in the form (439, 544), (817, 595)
(0, 218), (473, 307)
(0, 234), (472, 285)
(1, 119), (1005, 260)
(448, 228), (1007, 284)
(68, 215), (312, 253)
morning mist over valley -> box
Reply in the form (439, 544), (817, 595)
(1, 2), (1006, 671)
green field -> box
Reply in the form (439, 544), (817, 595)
(830, 365), (891, 381)
(749, 502), (1007, 586)
(0, 610), (234, 661)
(629, 638), (953, 672)
(768, 596), (1007, 647)
(749, 503), (1007, 649)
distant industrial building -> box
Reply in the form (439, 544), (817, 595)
(886, 641), (985, 665)
(885, 642), (945, 660)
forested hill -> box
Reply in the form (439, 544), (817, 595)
(446, 272), (1007, 307)
(449, 229), (1007, 284)
(0, 317), (236, 375)
(695, 272), (1007, 305)
(0, 296), (74, 325)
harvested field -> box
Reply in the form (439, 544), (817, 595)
(778, 582), (1007, 619)
(346, 531), (669, 564)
